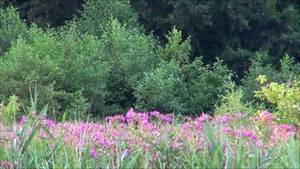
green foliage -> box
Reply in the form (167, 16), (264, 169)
(100, 19), (160, 84)
(0, 12), (162, 117)
(135, 57), (232, 114)
(56, 26), (110, 116)
(0, 25), (110, 118)
(134, 28), (232, 114)
(255, 76), (300, 126)
(183, 58), (232, 114)
(135, 61), (187, 113)
(3, 0), (300, 80)
(76, 0), (138, 36)
(98, 19), (161, 115)
(0, 27), (62, 113)
(0, 0), (82, 27)
(0, 95), (22, 126)
(0, 6), (27, 56)
(0, 103), (5, 120)
(242, 54), (300, 102)
(163, 27), (191, 65)
(131, 0), (300, 75)
(66, 90), (91, 120)
(1, 2), (300, 118)
(133, 28), (190, 113)
(215, 82), (255, 115)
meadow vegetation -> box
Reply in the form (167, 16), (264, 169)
(0, 1), (300, 168)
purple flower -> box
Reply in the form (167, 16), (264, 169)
(90, 148), (98, 159)
(197, 113), (211, 123)
(222, 127), (232, 133)
(236, 129), (257, 142)
(150, 111), (160, 117)
(214, 115), (231, 124)
(126, 108), (136, 123)
(259, 110), (275, 122)
(0, 160), (14, 169)
(44, 118), (56, 128)
(271, 124), (295, 142)
(159, 114), (173, 123)
(20, 115), (27, 124)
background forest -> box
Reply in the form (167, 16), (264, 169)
(1, 0), (300, 119)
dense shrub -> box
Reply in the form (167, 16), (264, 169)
(2, 4), (299, 118)
(182, 58), (232, 114)
(215, 82), (255, 115)
(135, 61), (187, 113)
(0, 26), (110, 119)
(255, 75), (300, 126)
(135, 29), (232, 114)
(133, 28), (189, 113)
(242, 54), (300, 102)
(75, 0), (138, 36)
(162, 27), (191, 65)
(0, 28), (62, 110)
(99, 19), (161, 115)
(57, 26), (110, 116)
(0, 7), (161, 117)
(0, 95), (21, 126)
(135, 58), (233, 114)
(0, 7), (27, 56)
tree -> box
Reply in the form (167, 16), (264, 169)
(131, 0), (300, 77)
(0, 0), (83, 27)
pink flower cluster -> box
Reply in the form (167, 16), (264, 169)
(0, 160), (14, 169)
(18, 109), (296, 159)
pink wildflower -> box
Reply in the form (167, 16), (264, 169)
(106, 115), (126, 123)
(256, 139), (263, 148)
(20, 115), (26, 124)
(236, 129), (257, 142)
(271, 124), (295, 143)
(43, 118), (56, 128)
(171, 138), (180, 150)
(214, 114), (232, 124)
(89, 148), (98, 159)
(222, 127), (235, 137)
(0, 160), (14, 169)
(126, 108), (136, 123)
(150, 111), (160, 117)
(258, 110), (275, 122)
(197, 113), (211, 123)
(159, 114), (173, 123)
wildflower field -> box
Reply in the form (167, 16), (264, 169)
(0, 108), (299, 169)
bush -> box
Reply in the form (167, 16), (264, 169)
(0, 28), (62, 110)
(135, 61), (187, 113)
(0, 16), (163, 117)
(242, 53), (300, 102)
(66, 90), (91, 120)
(0, 6), (235, 117)
(99, 19), (161, 115)
(215, 82), (255, 115)
(182, 58), (233, 114)
(134, 27), (232, 115)
(135, 58), (233, 115)
(0, 26), (110, 119)
(75, 0), (138, 36)
(57, 26), (110, 116)
(0, 6), (27, 56)
(162, 27), (191, 65)
(255, 75), (300, 126)
(0, 95), (22, 126)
